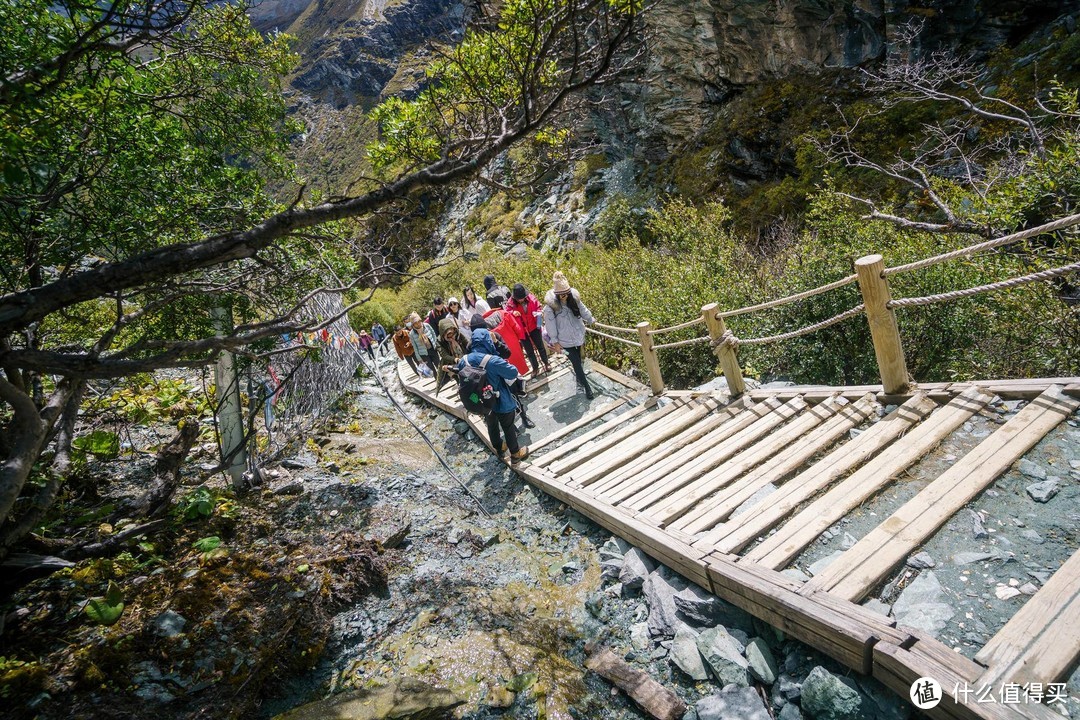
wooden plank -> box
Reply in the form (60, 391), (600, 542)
(697, 393), (938, 554)
(585, 648), (686, 720)
(744, 387), (992, 570)
(587, 397), (752, 496)
(624, 397), (807, 512)
(545, 398), (694, 474)
(652, 395), (847, 526)
(599, 398), (782, 504)
(976, 547), (1080, 689)
(676, 395), (879, 534)
(570, 397), (725, 486)
(808, 385), (1078, 601)
(587, 359), (650, 392)
(703, 553), (906, 675)
(748, 377), (1080, 402)
(873, 641), (1062, 720)
(531, 396), (659, 467)
(527, 395), (631, 453)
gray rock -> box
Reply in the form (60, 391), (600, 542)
(630, 622), (651, 652)
(280, 453), (316, 470)
(599, 537), (630, 562)
(841, 532), (857, 550)
(906, 552), (936, 569)
(968, 510), (988, 539)
(1020, 529), (1045, 544)
(696, 687), (770, 720)
(778, 676), (802, 701)
(150, 610), (187, 638)
(952, 551), (995, 565)
(862, 598), (892, 618)
(670, 627), (709, 680)
(619, 548), (654, 592)
(696, 626), (749, 687)
(807, 550), (845, 577)
(673, 584), (754, 631)
(133, 683), (175, 704)
(745, 637), (778, 684)
(1026, 479), (1060, 503)
(782, 567), (811, 583)
(644, 569), (689, 638)
(453, 420), (470, 435)
(1017, 459), (1047, 480)
(891, 571), (955, 637)
(731, 483), (778, 518)
(778, 704), (804, 720)
(801, 666), (862, 720)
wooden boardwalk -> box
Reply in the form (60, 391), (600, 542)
(396, 359), (1080, 720)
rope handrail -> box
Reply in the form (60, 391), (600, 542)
(586, 326), (642, 348)
(715, 304), (867, 348)
(649, 316), (705, 336)
(888, 261), (1080, 309)
(653, 335), (711, 351)
(885, 213), (1080, 277)
(718, 274), (859, 320)
(592, 321), (638, 334)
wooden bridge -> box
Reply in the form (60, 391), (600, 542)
(395, 215), (1080, 720)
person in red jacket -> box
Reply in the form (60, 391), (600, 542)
(482, 295), (529, 376)
(507, 283), (550, 376)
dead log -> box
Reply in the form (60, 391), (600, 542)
(128, 419), (200, 519)
(585, 647), (687, 720)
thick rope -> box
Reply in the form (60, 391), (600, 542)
(649, 316), (705, 335)
(713, 304), (867, 347)
(888, 262), (1080, 309)
(711, 330), (739, 353)
(885, 213), (1080, 276)
(652, 335), (711, 350)
(586, 326), (642, 347)
(592, 321), (638, 334)
(718, 274), (859, 319)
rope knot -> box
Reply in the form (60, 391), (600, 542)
(712, 330), (739, 352)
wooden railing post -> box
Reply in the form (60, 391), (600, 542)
(636, 321), (664, 395)
(702, 303), (745, 397)
(855, 254), (910, 395)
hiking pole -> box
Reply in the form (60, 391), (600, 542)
(368, 360), (492, 518)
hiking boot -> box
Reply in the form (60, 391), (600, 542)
(510, 446), (529, 464)
(500, 441), (510, 461)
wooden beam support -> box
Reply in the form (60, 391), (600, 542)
(856, 254), (911, 395)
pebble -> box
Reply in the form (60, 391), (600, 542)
(1026, 479), (1060, 503)
(994, 585), (1021, 600)
(1020, 528), (1045, 544)
(906, 552), (936, 569)
(1019, 583), (1039, 595)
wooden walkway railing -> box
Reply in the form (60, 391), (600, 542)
(586, 212), (1080, 397)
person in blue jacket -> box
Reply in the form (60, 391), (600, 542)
(457, 327), (529, 464)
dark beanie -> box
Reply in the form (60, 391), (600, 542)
(512, 283), (526, 300)
(483, 274), (496, 291)
(470, 314), (488, 330)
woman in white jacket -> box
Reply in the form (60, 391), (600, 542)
(542, 271), (596, 399)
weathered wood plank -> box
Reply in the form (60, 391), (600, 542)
(531, 397), (658, 467)
(808, 385), (1078, 602)
(585, 648), (686, 720)
(546, 398), (695, 474)
(600, 398), (783, 504)
(625, 397), (807, 513)
(571, 397), (725, 486)
(975, 546), (1080, 689)
(528, 396), (631, 453)
(587, 397), (752, 496)
(696, 393), (938, 554)
(676, 395), (879, 534)
(652, 396), (847, 527)
(744, 387), (992, 570)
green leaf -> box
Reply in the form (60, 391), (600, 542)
(192, 536), (221, 552)
(84, 581), (124, 625)
(72, 430), (120, 458)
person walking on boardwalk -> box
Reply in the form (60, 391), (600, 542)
(371, 322), (388, 354)
(444, 297), (472, 344)
(457, 327), (529, 464)
(483, 293), (530, 376)
(407, 312), (438, 376)
(358, 329), (375, 362)
(436, 316), (466, 392)
(392, 325), (420, 377)
(543, 271), (596, 399)
(483, 274), (511, 308)
(507, 283), (550, 376)
(460, 285), (490, 329)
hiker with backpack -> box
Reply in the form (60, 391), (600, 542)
(456, 326), (529, 464)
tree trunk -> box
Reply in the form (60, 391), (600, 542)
(128, 419), (200, 519)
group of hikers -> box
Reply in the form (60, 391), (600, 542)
(376, 271), (596, 464)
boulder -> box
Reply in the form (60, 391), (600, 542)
(644, 569), (689, 638)
(696, 687), (770, 720)
(745, 637), (778, 684)
(669, 627), (709, 681)
(673, 584), (754, 631)
(800, 666), (862, 720)
(619, 548), (654, 592)
(695, 626), (749, 687)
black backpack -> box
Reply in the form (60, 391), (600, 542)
(458, 355), (498, 414)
